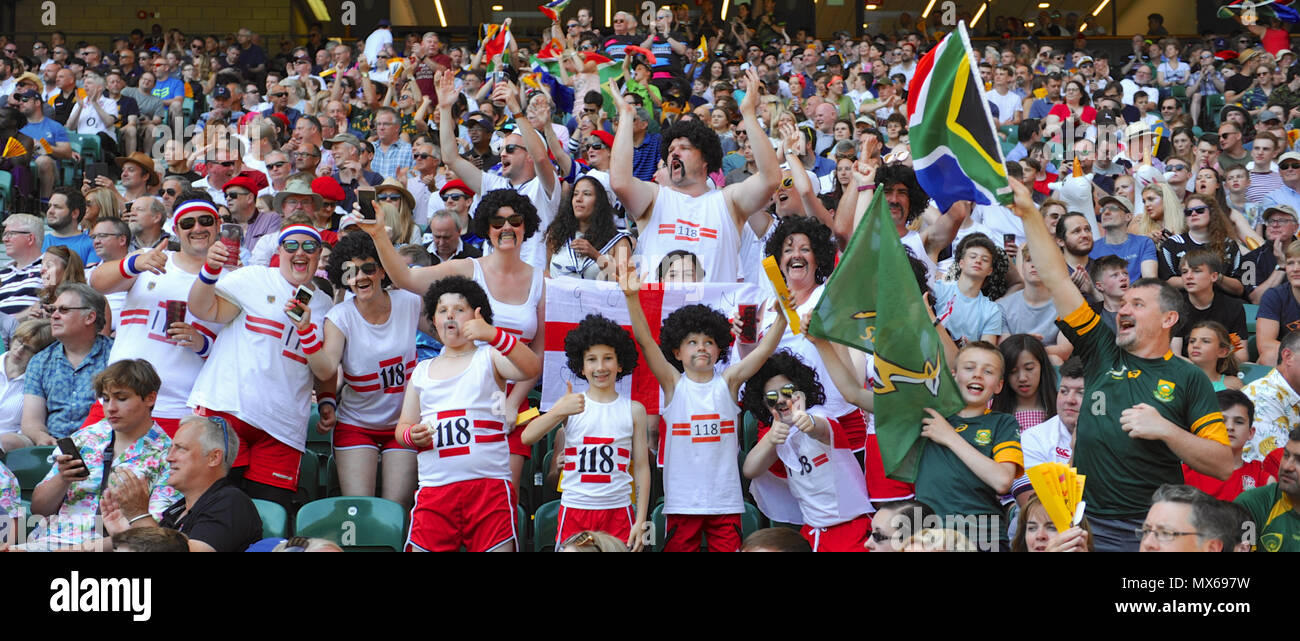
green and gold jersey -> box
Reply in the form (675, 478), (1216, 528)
(1235, 484), (1300, 552)
(1058, 303), (1229, 520)
(915, 411), (1023, 542)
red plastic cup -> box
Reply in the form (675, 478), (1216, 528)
(738, 304), (758, 343)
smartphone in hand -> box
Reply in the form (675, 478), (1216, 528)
(56, 437), (90, 479)
(358, 189), (377, 220)
(286, 284), (314, 323)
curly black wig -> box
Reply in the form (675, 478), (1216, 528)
(875, 163), (929, 225)
(763, 216), (836, 285)
(658, 303), (733, 371)
(740, 350), (827, 425)
(325, 231), (390, 292)
(423, 275), (494, 330)
(545, 176), (621, 255)
(659, 117), (724, 174)
(564, 314), (639, 380)
(471, 189), (542, 244)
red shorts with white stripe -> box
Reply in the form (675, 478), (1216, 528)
(864, 432), (915, 502)
(81, 401), (182, 438)
(333, 421), (414, 453)
(406, 478), (518, 552)
(505, 382), (533, 458)
(663, 513), (743, 552)
(556, 505), (634, 547)
(801, 514), (872, 552)
(837, 409), (867, 452)
(196, 407), (301, 491)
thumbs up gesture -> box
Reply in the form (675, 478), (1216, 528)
(131, 238), (171, 275)
(459, 306), (495, 343)
(553, 380), (586, 417)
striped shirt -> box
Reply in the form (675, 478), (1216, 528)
(0, 260), (42, 316)
(1247, 169), (1283, 204)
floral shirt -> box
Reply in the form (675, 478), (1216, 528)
(1241, 368), (1300, 463)
(0, 462), (18, 518)
(27, 419), (178, 548)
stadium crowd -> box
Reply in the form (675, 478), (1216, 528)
(0, 3), (1298, 553)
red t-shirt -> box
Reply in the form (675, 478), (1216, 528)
(1048, 102), (1097, 125)
(1182, 460), (1270, 501)
(1262, 27), (1291, 57)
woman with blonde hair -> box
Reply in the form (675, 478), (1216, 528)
(1131, 181), (1186, 242)
(82, 187), (125, 232)
(0, 318), (55, 451)
(373, 179), (421, 246)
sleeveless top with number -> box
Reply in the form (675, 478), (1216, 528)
(411, 346), (511, 487)
(325, 289), (421, 429)
(559, 393), (635, 510)
(637, 186), (741, 283)
(659, 375), (744, 515)
(775, 418), (874, 528)
(471, 257), (542, 343)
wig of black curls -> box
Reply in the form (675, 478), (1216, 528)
(659, 117), (724, 174)
(946, 232), (1011, 301)
(763, 216), (836, 284)
(564, 314), (639, 381)
(325, 231), (390, 292)
(471, 188), (542, 244)
(545, 176), (621, 255)
(874, 163), (929, 225)
(658, 304), (733, 371)
(422, 275), (493, 327)
(740, 349), (827, 425)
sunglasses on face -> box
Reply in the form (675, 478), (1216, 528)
(503, 144), (525, 154)
(584, 141), (607, 151)
(444, 193), (468, 202)
(343, 262), (380, 278)
(177, 214), (217, 230)
(376, 193), (403, 202)
(489, 214), (525, 229)
(266, 161), (288, 169)
(764, 383), (798, 408)
(213, 160), (237, 167)
(1184, 205), (1209, 215)
(1167, 164), (1188, 172)
(270, 92), (288, 98)
(280, 239), (322, 254)
(224, 190), (250, 200)
(1282, 162), (1300, 170)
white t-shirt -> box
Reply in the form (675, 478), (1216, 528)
(659, 374), (743, 515)
(636, 185), (742, 283)
(324, 289), (421, 430)
(0, 352), (25, 434)
(987, 89), (1023, 126)
(759, 284), (857, 418)
(106, 255), (225, 419)
(74, 96), (120, 142)
(187, 266), (334, 451)
(559, 393), (635, 510)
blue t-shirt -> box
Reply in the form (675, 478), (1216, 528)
(1259, 283), (1300, 343)
(152, 76), (186, 102)
(43, 233), (99, 266)
(19, 117), (69, 147)
(933, 279), (1005, 342)
(1089, 234), (1157, 283)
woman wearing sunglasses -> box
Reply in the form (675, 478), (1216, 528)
(359, 189), (547, 492)
(285, 233), (422, 514)
(374, 179), (421, 246)
(1157, 193), (1245, 296)
(184, 219), (336, 513)
(740, 350), (874, 552)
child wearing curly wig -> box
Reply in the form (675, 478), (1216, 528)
(621, 262), (786, 552)
(740, 350), (874, 552)
(934, 233), (1007, 345)
(521, 314), (651, 551)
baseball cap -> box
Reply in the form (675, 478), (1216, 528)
(854, 115), (876, 127)
(213, 85), (231, 100)
(323, 133), (360, 148)
(1258, 110), (1281, 124)
(1097, 194), (1134, 213)
(1264, 204), (1299, 220)
(464, 116), (494, 132)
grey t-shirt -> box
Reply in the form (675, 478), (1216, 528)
(996, 289), (1060, 343)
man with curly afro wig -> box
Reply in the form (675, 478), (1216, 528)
(611, 68), (784, 283)
(739, 349), (876, 552)
(870, 163), (970, 285)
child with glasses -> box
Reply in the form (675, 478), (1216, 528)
(620, 262), (785, 551)
(740, 349), (874, 552)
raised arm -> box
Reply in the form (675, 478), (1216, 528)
(724, 68), (781, 229)
(1008, 177), (1086, 314)
(610, 89), (659, 229)
(620, 261), (680, 398)
(433, 69), (484, 194)
(809, 332), (874, 412)
(187, 241), (242, 325)
(724, 301), (787, 397)
(494, 81), (557, 195)
(782, 125), (835, 231)
(356, 201), (466, 295)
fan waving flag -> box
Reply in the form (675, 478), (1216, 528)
(538, 0), (572, 21)
(906, 21), (1013, 212)
(542, 279), (761, 415)
(1218, 0), (1300, 23)
(807, 190), (965, 483)
(481, 20), (514, 72)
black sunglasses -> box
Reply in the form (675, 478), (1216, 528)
(489, 214), (524, 229)
(413, 153), (434, 160)
(503, 144), (525, 154)
(177, 214), (217, 230)
(266, 161), (288, 169)
(213, 160), (237, 167)
(376, 193), (403, 202)
(584, 141), (607, 151)
(764, 383), (798, 408)
(1184, 205), (1209, 215)
(281, 239), (322, 254)
(344, 262), (380, 277)
(1282, 162), (1300, 170)
(444, 193), (468, 202)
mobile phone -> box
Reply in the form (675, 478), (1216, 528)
(56, 437), (90, 478)
(286, 284), (313, 323)
(1003, 233), (1016, 247)
(86, 162), (109, 183)
(358, 189), (376, 220)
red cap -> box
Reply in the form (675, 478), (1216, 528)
(591, 130), (614, 148)
(311, 175), (346, 202)
(221, 175), (260, 194)
(439, 179), (475, 197)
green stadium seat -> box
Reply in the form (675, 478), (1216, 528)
(1239, 362), (1271, 386)
(533, 499), (561, 552)
(294, 496), (407, 551)
(6, 446), (54, 500)
(650, 501), (668, 551)
(295, 451), (320, 504)
(1248, 334), (1259, 363)
(58, 138), (82, 187)
(516, 503), (527, 550)
(251, 498), (289, 539)
(1206, 94), (1226, 126)
(1244, 303), (1259, 335)
(76, 133), (102, 164)
(0, 170), (13, 217)
(741, 502), (766, 539)
(999, 124), (1018, 144)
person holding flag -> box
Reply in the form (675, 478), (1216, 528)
(611, 68), (781, 282)
(1007, 175), (1234, 552)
